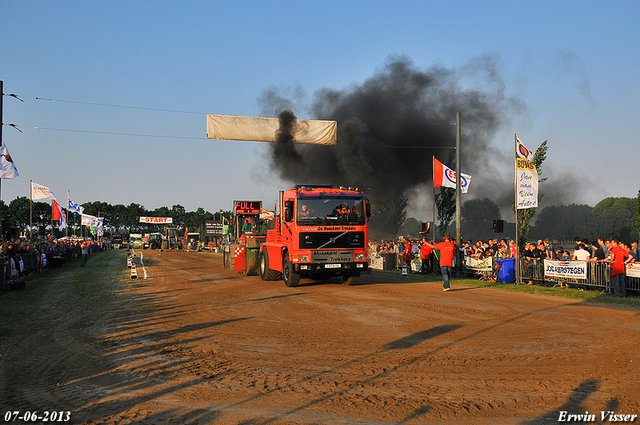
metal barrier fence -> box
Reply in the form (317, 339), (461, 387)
(517, 258), (640, 294)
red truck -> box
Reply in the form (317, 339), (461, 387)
(259, 185), (371, 287)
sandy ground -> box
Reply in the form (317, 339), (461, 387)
(1, 249), (639, 425)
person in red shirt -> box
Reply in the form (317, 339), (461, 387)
(609, 239), (628, 297)
(420, 238), (433, 274)
(425, 233), (456, 291)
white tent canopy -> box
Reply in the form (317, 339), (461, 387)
(206, 114), (337, 145)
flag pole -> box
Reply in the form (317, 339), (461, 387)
(432, 156), (437, 243)
(66, 190), (69, 238)
(514, 134), (520, 284)
(29, 180), (33, 240)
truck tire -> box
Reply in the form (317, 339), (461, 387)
(343, 272), (360, 286)
(283, 252), (300, 287)
(259, 248), (281, 281)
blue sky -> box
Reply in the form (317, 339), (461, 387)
(2, 1), (639, 219)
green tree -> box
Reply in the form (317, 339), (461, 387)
(8, 196), (31, 232)
(635, 189), (640, 242)
(397, 217), (422, 239)
(123, 203), (146, 232)
(435, 187), (455, 240)
(531, 204), (595, 242)
(111, 204), (128, 234)
(514, 140), (548, 249)
(171, 204), (187, 228)
(593, 197), (637, 242)
(32, 201), (52, 235)
(461, 197), (501, 242)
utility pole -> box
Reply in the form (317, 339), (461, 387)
(1, 80), (4, 203)
(455, 112), (461, 274)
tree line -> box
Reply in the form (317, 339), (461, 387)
(397, 193), (640, 244)
(0, 197), (232, 238)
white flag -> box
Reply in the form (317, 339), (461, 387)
(31, 181), (56, 201)
(0, 143), (19, 179)
(81, 214), (103, 228)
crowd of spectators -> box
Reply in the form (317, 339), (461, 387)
(0, 236), (109, 284)
(368, 235), (639, 296)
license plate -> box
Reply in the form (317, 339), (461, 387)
(325, 264), (341, 269)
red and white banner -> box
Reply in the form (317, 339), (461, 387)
(627, 263), (640, 278)
(433, 157), (471, 193)
(139, 217), (173, 224)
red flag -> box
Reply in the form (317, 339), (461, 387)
(52, 199), (61, 220)
(433, 157), (445, 187)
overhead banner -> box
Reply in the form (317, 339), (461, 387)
(515, 136), (538, 209)
(544, 260), (587, 280)
(139, 217), (173, 224)
(206, 114), (337, 145)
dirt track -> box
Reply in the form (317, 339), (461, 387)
(1, 249), (639, 425)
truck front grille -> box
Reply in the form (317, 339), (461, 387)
(299, 231), (365, 249)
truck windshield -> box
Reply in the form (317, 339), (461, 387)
(297, 197), (366, 225)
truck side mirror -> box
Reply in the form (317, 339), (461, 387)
(284, 200), (294, 222)
(365, 199), (372, 218)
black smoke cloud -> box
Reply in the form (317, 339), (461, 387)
(259, 55), (525, 229)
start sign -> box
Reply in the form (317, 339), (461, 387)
(234, 201), (261, 214)
(139, 217), (173, 224)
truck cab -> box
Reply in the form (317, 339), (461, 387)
(259, 185), (370, 287)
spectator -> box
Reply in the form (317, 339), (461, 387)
(622, 242), (636, 264)
(420, 238), (433, 274)
(509, 240), (517, 258)
(574, 237), (582, 250)
(403, 239), (413, 273)
(544, 239), (555, 260)
(632, 242), (640, 261)
(424, 234), (456, 291)
(609, 239), (628, 297)
(572, 244), (590, 262)
(556, 247), (571, 261)
(590, 241), (606, 262)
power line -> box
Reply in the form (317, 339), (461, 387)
(17, 94), (204, 115)
(14, 124), (207, 140)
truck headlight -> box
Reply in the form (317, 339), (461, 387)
(300, 255), (309, 262)
(355, 253), (365, 260)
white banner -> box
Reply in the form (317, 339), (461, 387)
(544, 260), (587, 280)
(81, 214), (104, 227)
(515, 137), (538, 209)
(207, 114), (337, 145)
(465, 256), (493, 272)
(627, 263), (640, 278)
(31, 181), (55, 201)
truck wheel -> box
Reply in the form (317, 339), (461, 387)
(343, 272), (360, 286)
(283, 252), (300, 287)
(260, 248), (281, 281)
